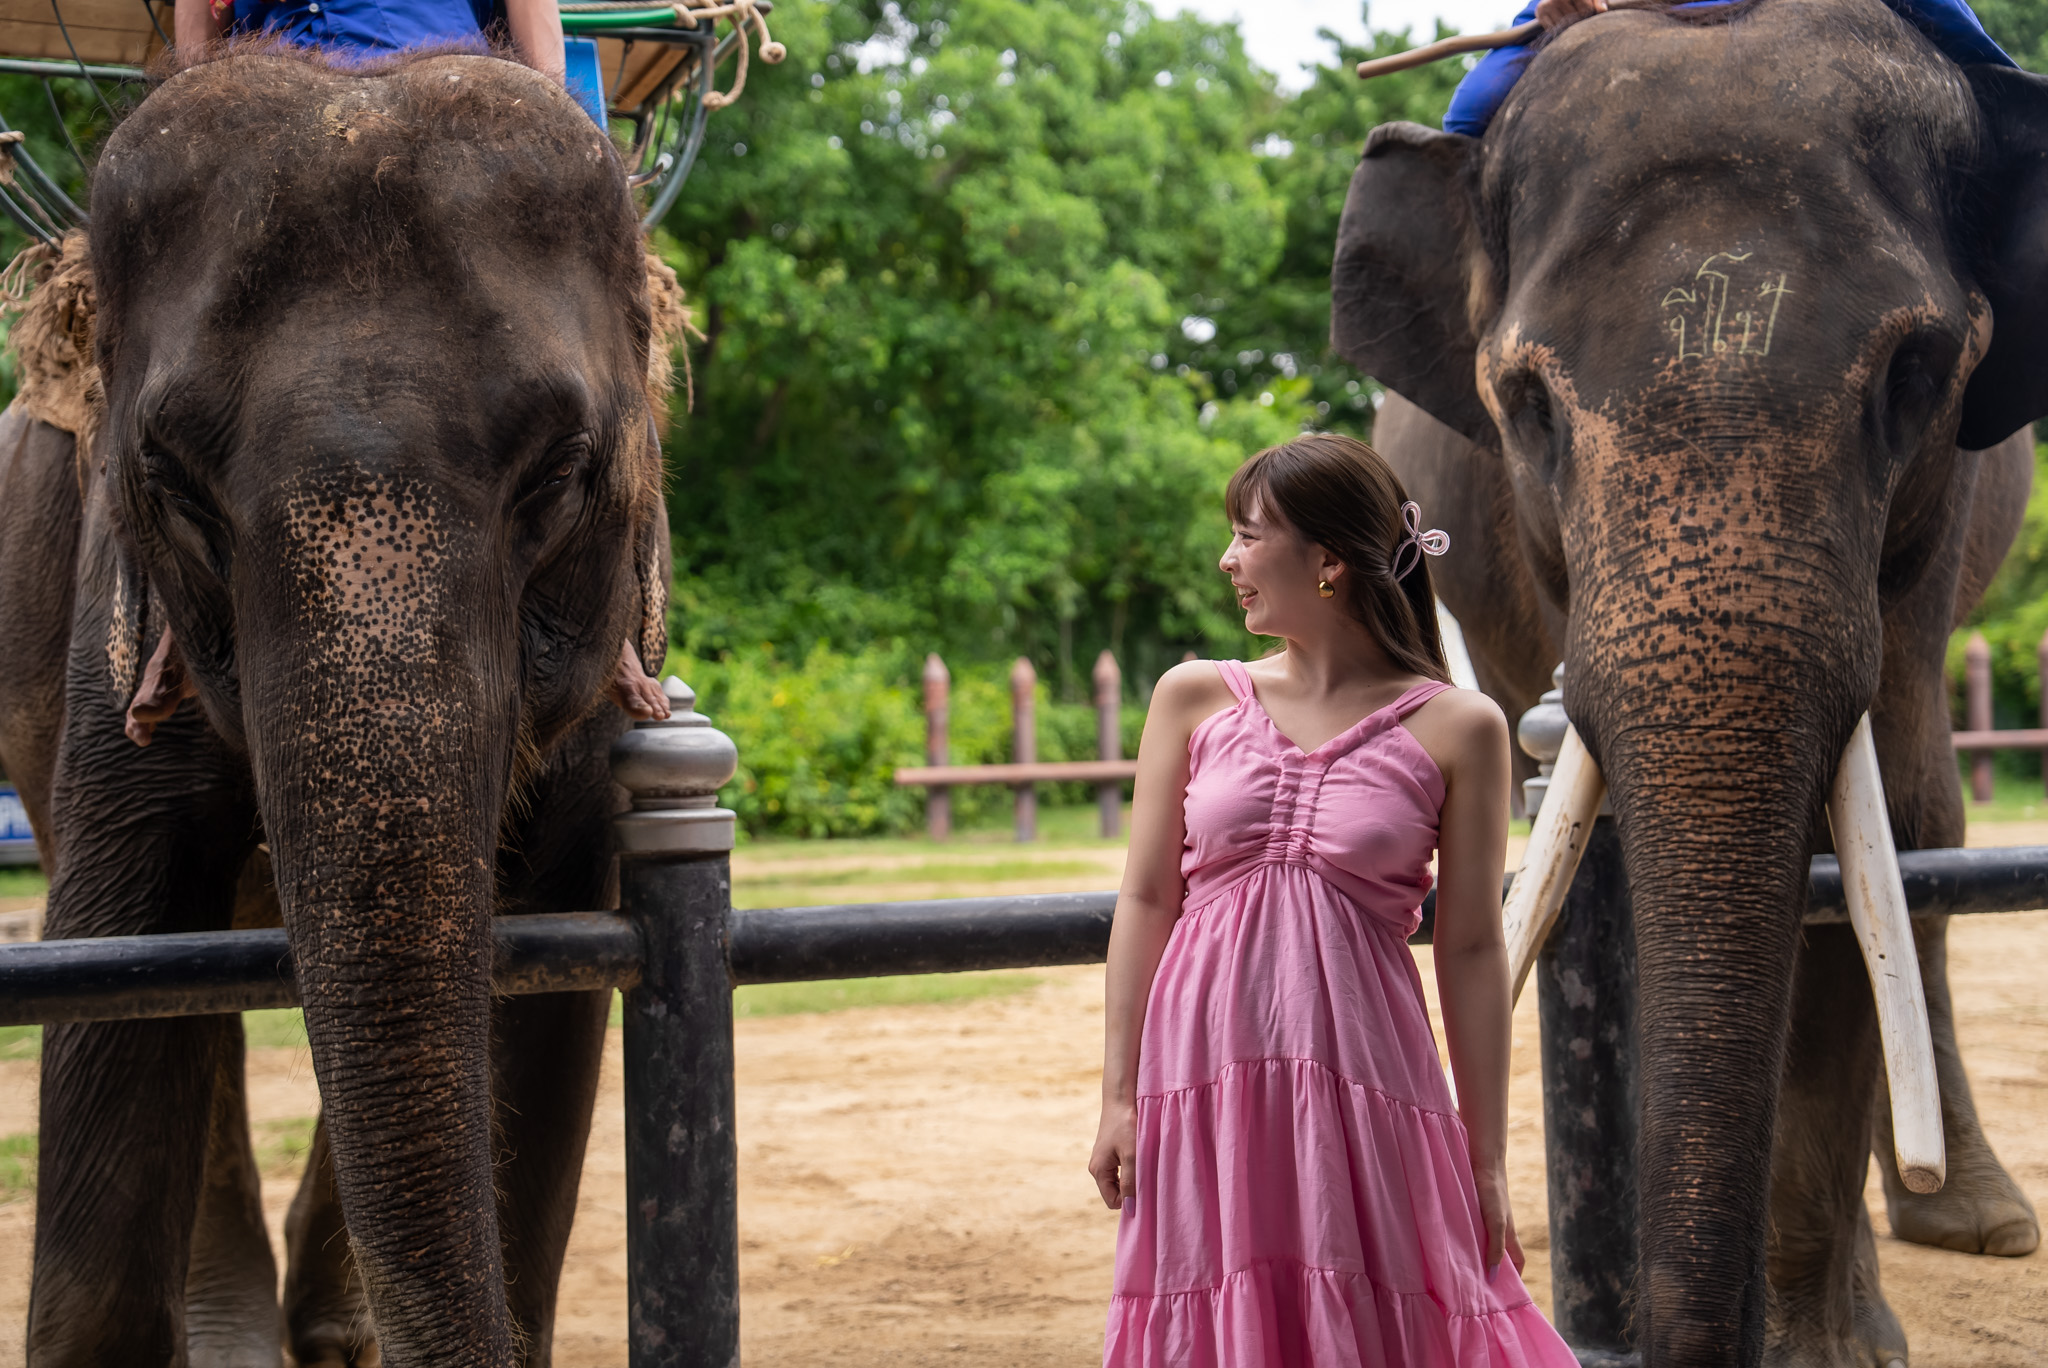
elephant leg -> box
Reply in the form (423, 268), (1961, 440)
(283, 1118), (377, 1368)
(30, 1015), (228, 1366)
(1874, 914), (2039, 1256)
(185, 1018), (284, 1368)
(1765, 923), (1899, 1368)
(28, 688), (257, 1366)
(489, 712), (624, 1366)
(492, 990), (611, 1367)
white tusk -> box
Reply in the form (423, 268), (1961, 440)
(1504, 724), (1608, 1006)
(1826, 713), (1945, 1194)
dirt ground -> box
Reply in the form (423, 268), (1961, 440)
(1, 830), (2045, 1365)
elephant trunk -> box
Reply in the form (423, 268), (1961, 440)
(1568, 611), (1875, 1365)
(239, 479), (517, 1365)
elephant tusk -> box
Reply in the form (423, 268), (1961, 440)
(1826, 713), (1945, 1194)
(1504, 723), (1608, 1006)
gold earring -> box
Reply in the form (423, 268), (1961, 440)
(1317, 579), (1335, 598)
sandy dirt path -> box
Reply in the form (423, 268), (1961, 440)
(0, 831), (2043, 1364)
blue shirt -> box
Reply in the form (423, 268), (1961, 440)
(229, 0), (497, 56)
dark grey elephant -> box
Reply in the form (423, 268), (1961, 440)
(1332, 0), (2047, 1363)
(0, 49), (674, 1366)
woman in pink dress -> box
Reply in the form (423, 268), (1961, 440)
(1089, 434), (1579, 1367)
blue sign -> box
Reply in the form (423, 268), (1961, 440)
(0, 786), (30, 843)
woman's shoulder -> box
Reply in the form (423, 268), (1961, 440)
(1149, 659), (1241, 722)
(1402, 684), (1509, 776)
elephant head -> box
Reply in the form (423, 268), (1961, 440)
(87, 51), (667, 1360)
(1333, 0), (2048, 1361)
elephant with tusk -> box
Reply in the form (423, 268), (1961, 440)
(0, 49), (686, 1367)
(1333, 0), (2048, 1362)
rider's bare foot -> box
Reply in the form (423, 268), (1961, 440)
(126, 627), (199, 747)
(608, 639), (670, 720)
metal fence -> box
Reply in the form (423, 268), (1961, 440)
(4, 684), (2047, 1367)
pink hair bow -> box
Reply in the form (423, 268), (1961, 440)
(1391, 501), (1450, 580)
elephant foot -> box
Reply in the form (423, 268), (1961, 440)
(1885, 1171), (2039, 1255)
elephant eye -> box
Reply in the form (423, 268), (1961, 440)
(1499, 373), (1566, 477)
(522, 438), (592, 502)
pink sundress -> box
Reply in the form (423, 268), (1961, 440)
(1104, 660), (1578, 1367)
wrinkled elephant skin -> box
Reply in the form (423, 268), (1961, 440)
(0, 51), (670, 1368)
(1332, 0), (2048, 1364)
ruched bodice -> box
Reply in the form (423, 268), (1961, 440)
(1181, 660), (1448, 938)
(1105, 660), (1576, 1368)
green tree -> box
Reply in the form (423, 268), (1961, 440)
(658, 0), (1340, 699)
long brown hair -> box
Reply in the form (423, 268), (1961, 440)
(1224, 434), (1451, 683)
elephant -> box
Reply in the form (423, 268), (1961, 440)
(1331, 0), (2048, 1363)
(0, 48), (680, 1366)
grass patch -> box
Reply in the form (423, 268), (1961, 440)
(0, 1132), (34, 1201)
(0, 1008), (307, 1063)
(733, 970), (1041, 1018)
(0, 868), (47, 898)
(604, 970), (1043, 1026)
(735, 858), (1106, 891)
(0, 1024), (39, 1061)
(243, 1008), (307, 1051)
(255, 1116), (316, 1175)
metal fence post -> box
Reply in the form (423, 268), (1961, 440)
(613, 677), (741, 1368)
(1519, 672), (1639, 1367)
(1094, 650), (1122, 839)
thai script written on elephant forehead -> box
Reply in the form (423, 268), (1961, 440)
(282, 478), (449, 648)
(1660, 250), (1793, 365)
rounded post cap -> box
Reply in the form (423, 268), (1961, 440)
(1011, 656), (1037, 687)
(1517, 669), (1569, 767)
(610, 675), (738, 854)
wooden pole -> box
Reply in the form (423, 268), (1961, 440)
(1094, 650), (1122, 840)
(924, 654), (950, 841)
(2037, 629), (2047, 799)
(1011, 657), (1037, 842)
(1968, 632), (1993, 804)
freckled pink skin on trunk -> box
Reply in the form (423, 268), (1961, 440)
(245, 475), (516, 1363)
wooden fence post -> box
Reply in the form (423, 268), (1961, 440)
(1094, 650), (1122, 839)
(924, 654), (950, 841)
(1011, 657), (1037, 842)
(1968, 631), (1993, 804)
(2038, 630), (2048, 799)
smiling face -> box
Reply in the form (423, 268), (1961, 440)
(1218, 494), (1347, 640)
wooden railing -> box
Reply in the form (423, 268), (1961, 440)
(895, 651), (1131, 841)
(1955, 630), (2048, 802)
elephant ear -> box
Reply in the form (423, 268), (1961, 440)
(1959, 66), (2048, 451)
(1331, 122), (1496, 446)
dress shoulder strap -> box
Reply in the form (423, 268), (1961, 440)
(1213, 659), (1256, 704)
(1390, 679), (1455, 719)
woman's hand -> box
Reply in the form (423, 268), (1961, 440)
(1536, 0), (1608, 27)
(1472, 1157), (1526, 1277)
(1089, 1100), (1138, 1210)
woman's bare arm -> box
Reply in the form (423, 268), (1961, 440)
(1415, 689), (1522, 1273)
(502, 0), (567, 82)
(174, 0), (223, 56)
(1088, 661), (1232, 1209)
